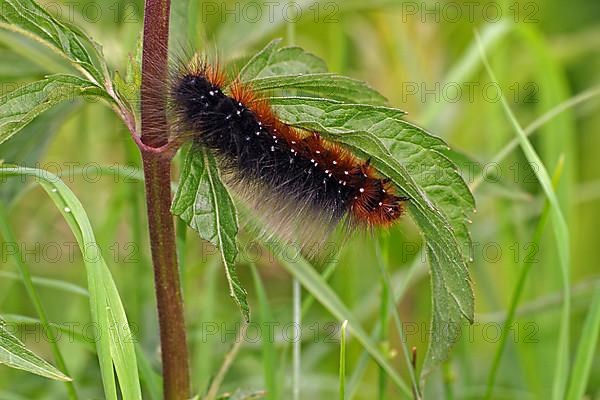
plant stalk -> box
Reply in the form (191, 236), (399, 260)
(140, 1), (190, 399)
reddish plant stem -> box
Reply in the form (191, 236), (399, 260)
(140, 1), (190, 399)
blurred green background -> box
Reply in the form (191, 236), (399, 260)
(1, 0), (599, 398)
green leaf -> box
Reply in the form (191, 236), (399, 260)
(237, 39), (327, 82)
(566, 288), (600, 400)
(0, 0), (106, 84)
(0, 74), (108, 145)
(171, 147), (250, 321)
(266, 95), (474, 376)
(181, 40), (475, 379)
(267, 98), (474, 261)
(249, 73), (387, 105)
(114, 35), (143, 117)
(0, 165), (142, 400)
(0, 317), (71, 381)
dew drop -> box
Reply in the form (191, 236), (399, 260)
(64, 207), (71, 213)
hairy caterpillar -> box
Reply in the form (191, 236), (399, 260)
(170, 59), (409, 250)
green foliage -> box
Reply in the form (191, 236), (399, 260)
(0, 0), (107, 84)
(0, 166), (142, 400)
(173, 40), (474, 386)
(171, 148), (249, 321)
(0, 75), (108, 145)
(477, 32), (571, 400)
(0, 0), (598, 398)
(0, 316), (70, 381)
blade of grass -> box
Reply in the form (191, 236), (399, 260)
(250, 264), (277, 400)
(377, 236), (390, 400)
(292, 277), (301, 400)
(375, 240), (421, 399)
(420, 20), (512, 125)
(483, 157), (564, 399)
(0, 203), (77, 399)
(2, 314), (93, 352)
(0, 166), (142, 400)
(470, 85), (600, 192)
(565, 287), (600, 399)
(347, 249), (427, 399)
(205, 323), (248, 400)
(135, 345), (163, 400)
(300, 255), (341, 316)
(271, 245), (412, 397)
(339, 320), (348, 400)
(287, 16), (302, 400)
(477, 279), (600, 323)
(476, 30), (571, 400)
(0, 271), (88, 297)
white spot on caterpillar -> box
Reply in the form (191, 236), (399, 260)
(209, 90), (215, 96)
(236, 110), (241, 116)
(272, 135), (277, 139)
(238, 102), (242, 106)
(316, 150), (321, 154)
(332, 160), (337, 165)
(291, 141), (296, 144)
(328, 173), (332, 177)
(378, 202), (383, 206)
(271, 146), (275, 151)
(363, 173), (368, 178)
(310, 159), (315, 163)
(256, 131), (260, 136)
(245, 136), (250, 141)
(225, 114), (231, 120)
(344, 171), (349, 175)
(325, 170), (330, 174)
(359, 188), (365, 193)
